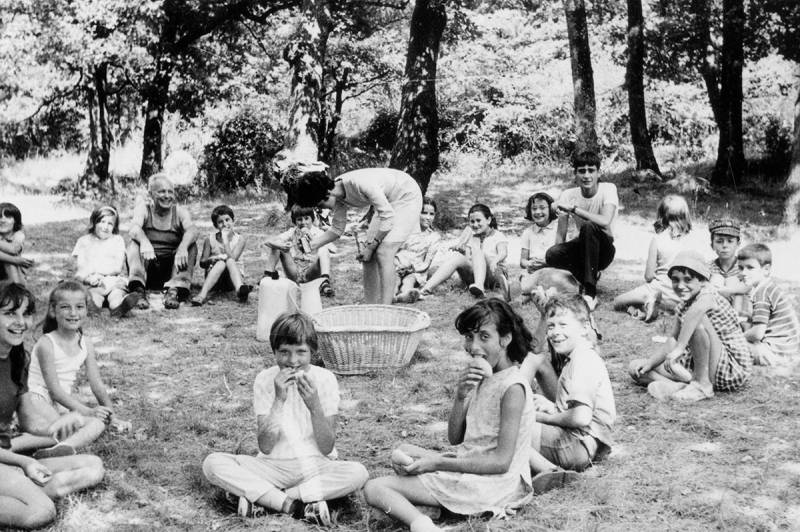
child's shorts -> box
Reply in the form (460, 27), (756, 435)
(28, 388), (68, 414)
(539, 425), (598, 471)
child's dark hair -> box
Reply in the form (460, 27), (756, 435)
(423, 196), (437, 213)
(738, 243), (772, 267)
(524, 192), (556, 223)
(544, 293), (591, 325)
(269, 312), (319, 353)
(653, 195), (691, 236)
(668, 266), (708, 283)
(43, 280), (89, 334)
(0, 282), (35, 390)
(88, 205), (120, 235)
(0, 203), (23, 233)
(455, 298), (532, 364)
(287, 169), (334, 210)
(211, 205), (235, 225)
(468, 204), (498, 229)
(572, 150), (601, 170)
(290, 204), (317, 225)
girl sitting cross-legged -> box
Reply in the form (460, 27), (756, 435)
(363, 299), (536, 532)
(11, 281), (132, 459)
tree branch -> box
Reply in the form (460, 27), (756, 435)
(22, 72), (85, 122)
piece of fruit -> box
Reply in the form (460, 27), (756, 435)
(391, 449), (414, 466)
(472, 357), (493, 377)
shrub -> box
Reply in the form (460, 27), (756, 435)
(199, 109), (284, 193)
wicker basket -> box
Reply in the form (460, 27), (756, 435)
(312, 305), (431, 375)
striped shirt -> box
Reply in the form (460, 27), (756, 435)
(676, 285), (752, 391)
(707, 258), (740, 279)
(750, 278), (800, 357)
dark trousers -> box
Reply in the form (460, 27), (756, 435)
(545, 222), (615, 297)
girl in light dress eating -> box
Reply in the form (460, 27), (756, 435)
(364, 299), (536, 532)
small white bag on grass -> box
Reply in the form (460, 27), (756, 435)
(256, 277), (324, 342)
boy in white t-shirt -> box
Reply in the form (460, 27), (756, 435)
(202, 313), (368, 525)
(546, 151), (618, 308)
(264, 205), (336, 297)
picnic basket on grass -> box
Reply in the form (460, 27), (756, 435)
(312, 305), (431, 375)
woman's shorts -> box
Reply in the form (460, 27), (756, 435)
(539, 425), (597, 471)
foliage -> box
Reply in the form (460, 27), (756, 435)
(198, 108), (284, 193)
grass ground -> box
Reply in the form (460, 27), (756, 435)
(9, 167), (800, 532)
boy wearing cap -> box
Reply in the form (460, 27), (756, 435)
(629, 250), (752, 402)
(707, 218), (749, 315)
(738, 243), (800, 365)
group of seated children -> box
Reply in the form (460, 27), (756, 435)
(0, 281), (127, 530)
(203, 295), (615, 531)
(623, 213), (799, 401)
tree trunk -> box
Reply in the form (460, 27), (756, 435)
(95, 63), (112, 187)
(84, 63), (113, 188)
(275, 0), (333, 169)
(389, 0), (446, 195)
(139, 61), (173, 181)
(625, 0), (661, 176)
(711, 0), (745, 188)
(782, 86), (800, 226)
(563, 0), (598, 154)
(83, 81), (98, 188)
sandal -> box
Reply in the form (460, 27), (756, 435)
(190, 295), (206, 307)
(672, 381), (714, 402)
(531, 468), (581, 495)
(163, 288), (180, 309)
(319, 278), (335, 298)
(647, 380), (688, 400)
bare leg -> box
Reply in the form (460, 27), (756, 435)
(88, 290), (105, 309)
(225, 258), (244, 291)
(395, 275), (419, 303)
(363, 475), (441, 527)
(38, 454), (105, 499)
(317, 247), (331, 276)
(613, 286), (648, 311)
(0, 467), (56, 529)
(422, 254), (471, 293)
(279, 254), (299, 282)
(685, 316), (723, 395)
(196, 261), (227, 300)
(107, 288), (126, 309)
(11, 403), (106, 452)
(471, 249), (488, 290)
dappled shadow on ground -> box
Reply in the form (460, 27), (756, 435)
(15, 173), (800, 531)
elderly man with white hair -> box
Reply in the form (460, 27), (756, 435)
(126, 173), (198, 309)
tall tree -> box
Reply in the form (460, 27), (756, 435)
(274, 0), (333, 169)
(563, 0), (598, 154)
(711, 0), (745, 187)
(625, 0), (660, 176)
(389, 0), (446, 194)
(84, 63), (112, 188)
(139, 0), (296, 181)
